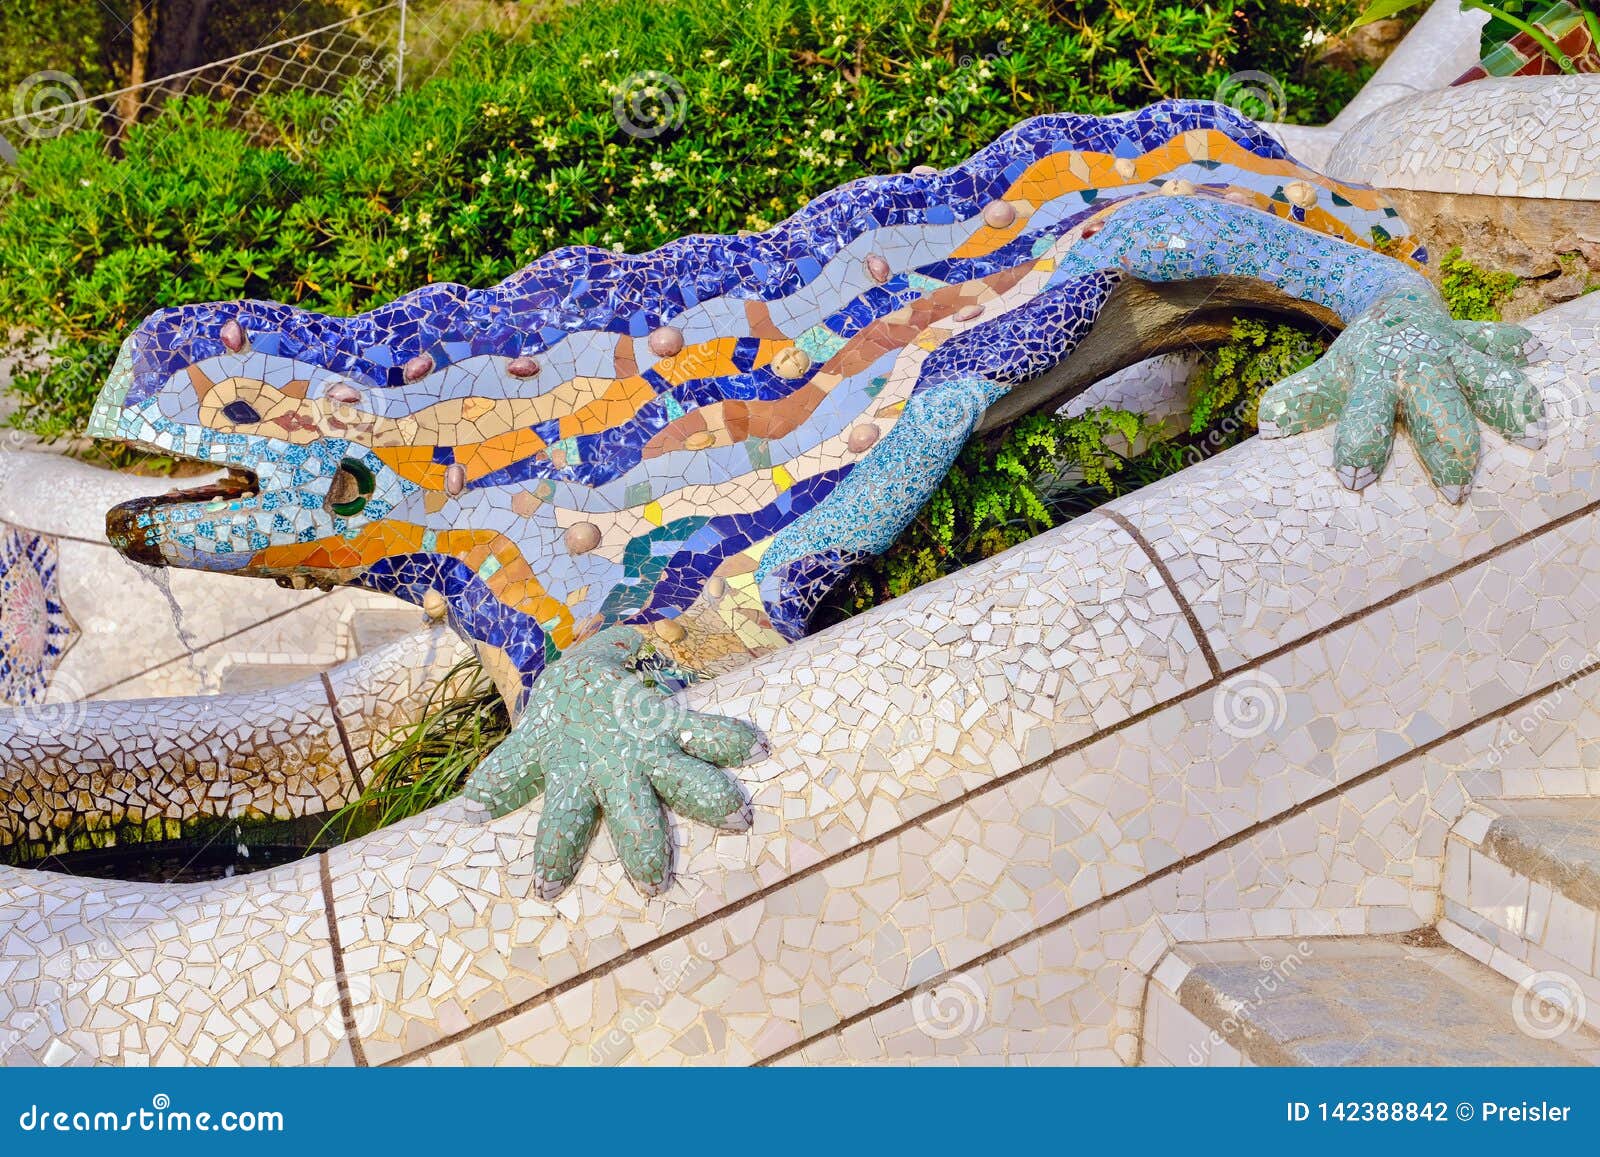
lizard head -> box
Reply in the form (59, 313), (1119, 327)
(90, 305), (419, 588)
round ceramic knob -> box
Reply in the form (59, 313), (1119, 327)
(684, 431), (716, 450)
(911, 165), (937, 176)
(1113, 157), (1138, 181)
(847, 423), (881, 453)
(219, 319), (247, 353)
(1284, 180), (1318, 208)
(1162, 179), (1196, 196)
(771, 347), (811, 379)
(564, 521), (601, 554)
(704, 576), (727, 598)
(507, 356), (541, 378)
(443, 463), (466, 496)
(653, 619), (686, 644)
(1082, 219), (1105, 238)
(648, 326), (684, 357)
(982, 200), (1016, 228)
(865, 254), (891, 283)
(953, 304), (984, 322)
(403, 352), (434, 382)
(1224, 190), (1255, 205)
(325, 382), (361, 405)
(422, 590), (448, 621)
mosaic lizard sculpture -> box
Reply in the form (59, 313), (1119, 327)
(89, 101), (1542, 899)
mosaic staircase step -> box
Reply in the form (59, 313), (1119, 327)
(346, 608), (428, 657)
(1482, 799), (1600, 912)
(217, 662), (331, 694)
(1441, 798), (1600, 1030)
(1144, 934), (1600, 1067)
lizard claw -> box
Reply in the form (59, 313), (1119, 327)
(1257, 288), (1543, 500)
(1334, 464), (1379, 493)
(461, 625), (766, 900)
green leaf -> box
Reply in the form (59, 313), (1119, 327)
(1349, 0), (1429, 30)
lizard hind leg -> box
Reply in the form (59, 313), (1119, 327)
(753, 272), (1126, 636)
(754, 375), (1004, 635)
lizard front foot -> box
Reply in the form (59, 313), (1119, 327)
(461, 626), (765, 899)
(1257, 288), (1541, 502)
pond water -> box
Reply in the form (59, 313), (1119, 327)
(20, 817), (332, 883)
(24, 842), (323, 883)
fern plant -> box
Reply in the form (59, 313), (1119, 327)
(1189, 318), (1327, 434)
(1437, 247), (1521, 321)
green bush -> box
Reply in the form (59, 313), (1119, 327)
(1, 0), (1365, 436)
(323, 658), (509, 843)
(1437, 246), (1521, 321)
(825, 407), (1147, 612)
(1188, 317), (1327, 433)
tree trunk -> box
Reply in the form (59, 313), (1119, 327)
(151, 0), (215, 78)
(115, 2), (155, 136)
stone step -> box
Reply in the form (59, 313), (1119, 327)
(216, 662), (330, 694)
(1441, 797), (1600, 1029)
(212, 607), (428, 693)
(345, 607), (428, 657)
(1141, 933), (1600, 1066)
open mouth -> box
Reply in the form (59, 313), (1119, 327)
(105, 465), (261, 566)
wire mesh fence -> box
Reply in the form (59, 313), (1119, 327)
(0, 1), (538, 161)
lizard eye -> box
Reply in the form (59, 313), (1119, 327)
(222, 399), (262, 424)
(326, 457), (375, 518)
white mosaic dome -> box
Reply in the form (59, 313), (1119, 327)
(1326, 74), (1600, 200)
